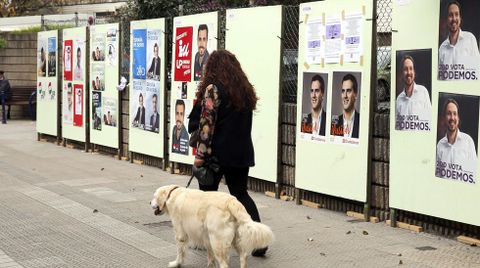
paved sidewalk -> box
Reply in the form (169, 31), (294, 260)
(0, 121), (479, 268)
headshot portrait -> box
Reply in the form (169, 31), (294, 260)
(63, 82), (73, 123)
(395, 49), (432, 131)
(149, 93), (160, 133)
(171, 99), (189, 155)
(64, 45), (72, 72)
(438, 0), (480, 81)
(330, 72), (362, 139)
(147, 42), (161, 81)
(74, 46), (83, 81)
(47, 51), (56, 77)
(132, 91), (146, 129)
(435, 93), (479, 183)
(193, 24), (210, 81)
(300, 72), (329, 138)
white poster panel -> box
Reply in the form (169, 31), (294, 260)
(129, 18), (166, 158)
(36, 30), (58, 136)
(390, 0), (480, 226)
(226, 6), (282, 182)
(170, 12), (218, 164)
(62, 27), (87, 142)
(295, 0), (373, 202)
(89, 23), (119, 149)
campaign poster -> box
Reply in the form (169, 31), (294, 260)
(37, 39), (46, 77)
(438, 0), (480, 81)
(132, 29), (147, 80)
(174, 26), (193, 82)
(300, 72), (329, 142)
(131, 82), (146, 130)
(63, 82), (73, 124)
(176, 82), (188, 99)
(193, 23), (213, 81)
(106, 28), (117, 66)
(47, 81), (55, 101)
(64, 40), (73, 81)
(73, 84), (83, 127)
(171, 99), (190, 155)
(47, 37), (56, 77)
(92, 33), (105, 62)
(147, 29), (161, 81)
(395, 49), (432, 131)
(92, 91), (102, 131)
(435, 92), (479, 184)
(73, 40), (84, 81)
(330, 71), (362, 145)
(91, 65), (105, 91)
(103, 97), (116, 127)
(37, 81), (45, 100)
(145, 80), (160, 132)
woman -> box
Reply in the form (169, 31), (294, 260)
(192, 49), (267, 257)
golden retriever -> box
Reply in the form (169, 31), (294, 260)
(150, 185), (274, 268)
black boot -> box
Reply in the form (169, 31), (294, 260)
(251, 247), (268, 257)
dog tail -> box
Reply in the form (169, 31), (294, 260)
(227, 199), (274, 252)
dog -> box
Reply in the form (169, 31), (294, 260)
(150, 184), (274, 268)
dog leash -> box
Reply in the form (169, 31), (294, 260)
(186, 174), (195, 188)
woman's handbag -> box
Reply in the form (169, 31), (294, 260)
(187, 157), (220, 187)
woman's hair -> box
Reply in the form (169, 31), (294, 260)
(197, 49), (258, 111)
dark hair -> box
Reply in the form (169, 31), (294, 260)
(198, 24), (208, 37)
(0, 71), (4, 75)
(138, 92), (143, 99)
(198, 49), (258, 111)
(447, 1), (461, 16)
(443, 98), (460, 116)
(77, 47), (81, 54)
(401, 55), (415, 69)
(342, 74), (358, 94)
(311, 74), (325, 93)
(175, 99), (185, 110)
(152, 93), (157, 100)
(153, 43), (158, 50)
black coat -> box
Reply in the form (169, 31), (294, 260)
(188, 85), (255, 168)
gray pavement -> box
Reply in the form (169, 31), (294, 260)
(1, 120), (479, 268)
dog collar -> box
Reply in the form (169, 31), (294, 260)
(166, 186), (179, 201)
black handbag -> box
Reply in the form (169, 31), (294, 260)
(187, 156), (220, 187)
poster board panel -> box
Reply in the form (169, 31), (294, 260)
(36, 30), (58, 136)
(129, 18), (166, 158)
(294, 0), (374, 202)
(169, 12), (218, 164)
(89, 23), (119, 149)
(225, 6), (283, 182)
(62, 27), (87, 142)
(390, 0), (480, 226)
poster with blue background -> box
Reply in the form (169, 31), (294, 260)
(133, 29), (147, 80)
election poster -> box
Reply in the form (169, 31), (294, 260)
(438, 0), (480, 81)
(103, 97), (117, 127)
(146, 29), (161, 81)
(300, 72), (329, 142)
(37, 39), (47, 77)
(343, 12), (363, 63)
(131, 85), (146, 129)
(330, 71), (362, 145)
(73, 40), (84, 81)
(73, 84), (83, 127)
(92, 33), (105, 62)
(192, 23), (214, 81)
(92, 91), (102, 131)
(132, 29), (147, 80)
(64, 40), (73, 81)
(106, 28), (118, 67)
(91, 65), (105, 91)
(63, 82), (73, 124)
(171, 99), (190, 156)
(174, 26), (193, 82)
(47, 37), (56, 77)
(395, 49), (432, 131)
(435, 92), (479, 184)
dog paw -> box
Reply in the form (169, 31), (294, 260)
(168, 261), (180, 268)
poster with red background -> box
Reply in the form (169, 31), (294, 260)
(64, 40), (73, 81)
(174, 26), (193, 82)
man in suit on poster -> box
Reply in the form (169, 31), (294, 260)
(133, 92), (146, 128)
(302, 74), (326, 136)
(150, 94), (160, 132)
(331, 74), (360, 138)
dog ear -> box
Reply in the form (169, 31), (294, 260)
(158, 185), (178, 211)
